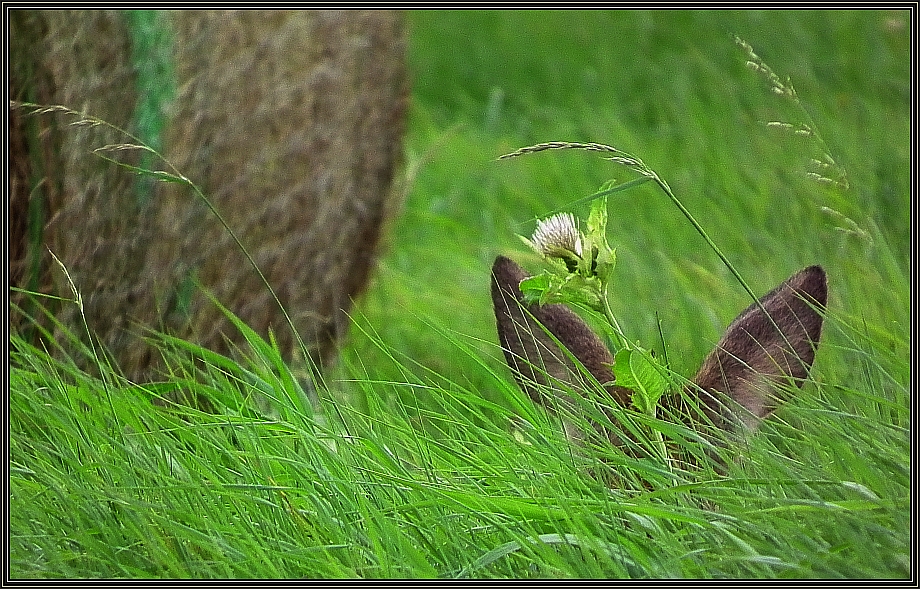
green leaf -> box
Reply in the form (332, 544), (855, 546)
(519, 273), (551, 305)
(545, 175), (654, 215)
(582, 195), (616, 281)
(562, 274), (603, 311)
(613, 348), (668, 414)
(517, 233), (539, 254)
(586, 194), (608, 236)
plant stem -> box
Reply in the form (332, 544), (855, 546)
(648, 171), (760, 305)
(600, 280), (627, 351)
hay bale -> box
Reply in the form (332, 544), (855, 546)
(10, 10), (408, 382)
(10, 10), (149, 362)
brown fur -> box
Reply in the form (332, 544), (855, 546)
(688, 265), (827, 431)
(491, 255), (632, 409)
(491, 255), (827, 447)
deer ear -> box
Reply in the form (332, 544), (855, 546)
(689, 266), (827, 430)
(491, 256), (629, 407)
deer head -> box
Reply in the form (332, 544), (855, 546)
(491, 255), (827, 451)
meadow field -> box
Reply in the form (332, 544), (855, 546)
(9, 10), (911, 578)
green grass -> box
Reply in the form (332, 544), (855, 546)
(9, 10), (911, 578)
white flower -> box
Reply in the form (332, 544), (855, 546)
(531, 213), (583, 259)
